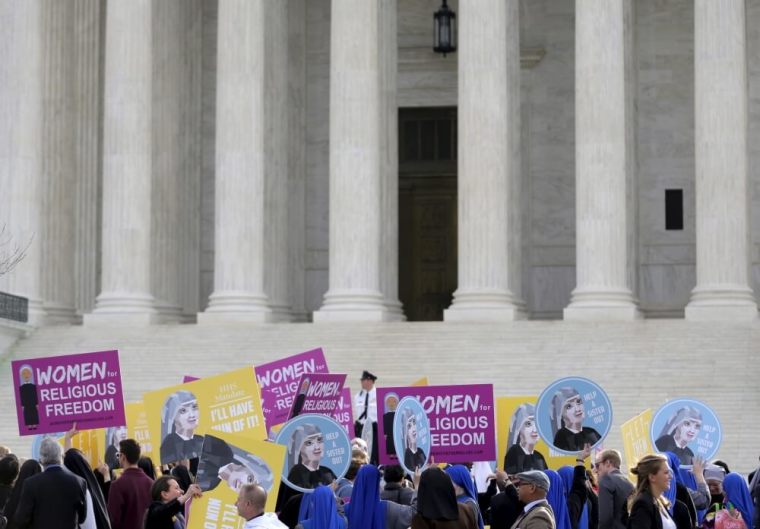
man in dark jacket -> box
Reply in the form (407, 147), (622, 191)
(595, 449), (634, 529)
(12, 438), (87, 529)
(380, 465), (415, 506)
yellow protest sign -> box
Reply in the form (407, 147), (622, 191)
(56, 429), (101, 468)
(411, 377), (429, 386)
(144, 367), (266, 465)
(621, 409), (654, 479)
(187, 432), (285, 529)
(126, 401), (154, 461)
(496, 396), (578, 472)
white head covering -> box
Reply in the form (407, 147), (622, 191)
(509, 403), (536, 446)
(287, 423), (322, 469)
(550, 387), (581, 437)
(161, 390), (198, 439)
(402, 408), (416, 451)
(658, 406), (702, 438)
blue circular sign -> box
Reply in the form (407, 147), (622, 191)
(392, 397), (431, 475)
(275, 413), (351, 493)
(535, 377), (612, 455)
(650, 398), (721, 465)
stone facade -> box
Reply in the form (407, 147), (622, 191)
(2, 0), (760, 321)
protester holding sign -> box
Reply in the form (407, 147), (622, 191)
(144, 476), (202, 529)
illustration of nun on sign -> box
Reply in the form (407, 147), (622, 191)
(18, 364), (39, 430)
(286, 423), (337, 490)
(654, 406), (702, 465)
(400, 407), (426, 473)
(196, 435), (275, 493)
(160, 390), (204, 464)
(503, 403), (547, 475)
(550, 387), (601, 452)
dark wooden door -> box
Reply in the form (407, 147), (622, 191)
(398, 107), (457, 321)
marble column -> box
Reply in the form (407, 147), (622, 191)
(313, 1), (391, 321)
(563, 0), (641, 321)
(41, 0), (78, 324)
(151, 0), (188, 323)
(198, 0), (272, 323)
(685, 0), (757, 321)
(287, 0), (308, 322)
(72, 0), (103, 316)
(379, 0), (404, 321)
(0, 0), (47, 325)
(264, 0), (292, 322)
(85, 0), (158, 324)
(444, 0), (525, 321)
(179, 0), (203, 321)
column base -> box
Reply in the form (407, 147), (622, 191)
(197, 290), (273, 324)
(43, 302), (81, 325)
(84, 291), (159, 325)
(313, 289), (396, 322)
(269, 303), (293, 323)
(154, 301), (185, 324)
(383, 299), (406, 322)
(563, 287), (642, 321)
(443, 289), (526, 322)
(685, 285), (758, 321)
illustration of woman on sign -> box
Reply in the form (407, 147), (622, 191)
(196, 435), (274, 493)
(654, 406), (702, 465)
(383, 393), (399, 456)
(503, 403), (547, 475)
(286, 423), (337, 490)
(160, 390), (204, 464)
(18, 365), (39, 430)
(550, 387), (601, 452)
(401, 408), (427, 473)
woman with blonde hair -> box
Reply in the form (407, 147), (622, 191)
(628, 454), (676, 529)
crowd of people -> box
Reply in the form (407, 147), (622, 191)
(0, 369), (758, 529)
(1, 434), (759, 529)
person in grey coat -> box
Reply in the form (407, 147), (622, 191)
(594, 449), (634, 529)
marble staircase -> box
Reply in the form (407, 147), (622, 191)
(1, 319), (758, 472)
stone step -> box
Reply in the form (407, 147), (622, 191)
(1, 320), (758, 472)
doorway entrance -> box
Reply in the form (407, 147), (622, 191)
(398, 107), (457, 321)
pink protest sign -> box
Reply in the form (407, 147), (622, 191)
(332, 388), (354, 436)
(12, 350), (126, 436)
(254, 348), (329, 429)
(288, 373), (346, 419)
(377, 384), (496, 465)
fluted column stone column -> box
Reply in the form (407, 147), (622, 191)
(0, 0), (46, 325)
(444, 0), (525, 321)
(287, 0), (308, 322)
(685, 0), (757, 321)
(313, 0), (393, 321)
(563, 0), (641, 321)
(198, 0), (273, 323)
(72, 0), (103, 316)
(379, 0), (404, 321)
(264, 0), (292, 322)
(151, 0), (189, 323)
(41, 0), (78, 324)
(85, 0), (158, 325)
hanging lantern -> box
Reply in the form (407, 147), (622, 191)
(433, 0), (457, 56)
